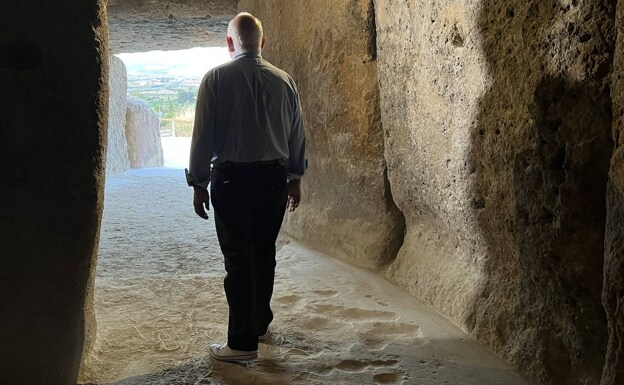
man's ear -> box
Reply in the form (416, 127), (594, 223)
(226, 36), (236, 53)
(261, 36), (266, 50)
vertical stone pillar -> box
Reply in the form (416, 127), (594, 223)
(376, 0), (615, 384)
(107, 55), (131, 176)
(375, 0), (490, 327)
(0, 1), (108, 384)
(602, 1), (624, 384)
(239, 0), (405, 269)
(125, 97), (164, 168)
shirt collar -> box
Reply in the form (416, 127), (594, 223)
(234, 51), (262, 59)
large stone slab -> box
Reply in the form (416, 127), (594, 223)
(376, 1), (615, 384)
(125, 97), (164, 168)
(602, 2), (624, 384)
(106, 55), (130, 176)
(239, 0), (405, 269)
(376, 0), (489, 329)
(107, 0), (238, 53)
(0, 0), (107, 383)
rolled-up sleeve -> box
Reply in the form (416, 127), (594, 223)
(186, 73), (216, 189)
(286, 84), (306, 180)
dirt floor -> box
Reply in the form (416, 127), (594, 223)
(79, 138), (534, 385)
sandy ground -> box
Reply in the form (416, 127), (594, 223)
(79, 138), (533, 385)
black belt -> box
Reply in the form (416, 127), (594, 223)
(215, 158), (285, 168)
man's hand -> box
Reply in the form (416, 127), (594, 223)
(287, 179), (301, 212)
(193, 186), (210, 219)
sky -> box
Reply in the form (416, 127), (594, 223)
(117, 47), (230, 78)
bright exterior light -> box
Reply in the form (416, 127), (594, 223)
(117, 47), (230, 79)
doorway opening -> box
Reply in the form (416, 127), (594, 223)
(80, 47), (229, 383)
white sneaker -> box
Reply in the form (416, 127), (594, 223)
(209, 343), (258, 362)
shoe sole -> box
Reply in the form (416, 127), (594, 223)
(209, 350), (258, 362)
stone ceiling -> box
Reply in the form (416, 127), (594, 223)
(107, 0), (238, 53)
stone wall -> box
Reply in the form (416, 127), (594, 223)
(376, 0), (489, 329)
(107, 55), (130, 176)
(233, 2), (619, 382)
(376, 1), (616, 384)
(0, 1), (619, 384)
(125, 97), (164, 168)
(0, 0), (107, 384)
(239, 0), (405, 269)
(602, 1), (624, 384)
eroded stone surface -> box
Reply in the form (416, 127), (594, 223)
(376, 1), (615, 384)
(239, 0), (405, 269)
(107, 55), (131, 176)
(0, 0), (107, 384)
(107, 0), (237, 53)
(602, 2), (624, 384)
(376, 0), (489, 330)
(1, 1), (621, 384)
(125, 97), (164, 168)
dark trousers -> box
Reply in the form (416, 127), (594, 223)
(210, 162), (288, 351)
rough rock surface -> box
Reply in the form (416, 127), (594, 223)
(106, 55), (130, 176)
(0, 1), (621, 384)
(238, 0), (405, 269)
(375, 0), (489, 330)
(602, 2), (624, 384)
(0, 0), (107, 384)
(125, 97), (164, 168)
(107, 0), (237, 53)
(376, 1), (615, 385)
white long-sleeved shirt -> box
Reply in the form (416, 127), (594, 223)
(186, 51), (306, 189)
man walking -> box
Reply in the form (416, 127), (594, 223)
(185, 12), (306, 362)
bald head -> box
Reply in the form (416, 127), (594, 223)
(227, 12), (264, 54)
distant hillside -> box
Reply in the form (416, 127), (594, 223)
(117, 48), (230, 136)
